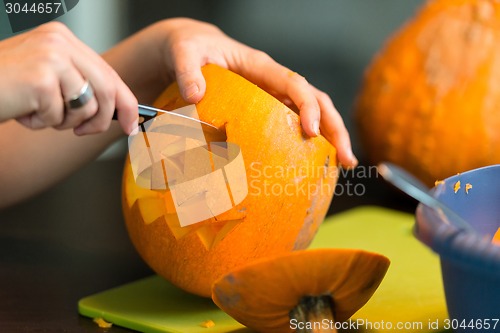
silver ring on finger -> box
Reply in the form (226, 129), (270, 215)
(65, 80), (94, 109)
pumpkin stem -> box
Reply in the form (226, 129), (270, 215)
(289, 295), (337, 333)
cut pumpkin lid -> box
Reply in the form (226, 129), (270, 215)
(212, 248), (390, 333)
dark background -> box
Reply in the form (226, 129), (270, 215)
(0, 1), (422, 332)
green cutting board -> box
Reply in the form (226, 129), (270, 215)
(79, 206), (448, 332)
(309, 206), (449, 332)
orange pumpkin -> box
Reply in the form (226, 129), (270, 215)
(354, 0), (500, 186)
(122, 64), (338, 297)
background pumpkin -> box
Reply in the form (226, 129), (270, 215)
(354, 0), (500, 186)
(122, 64), (338, 297)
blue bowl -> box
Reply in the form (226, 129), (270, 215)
(415, 165), (500, 331)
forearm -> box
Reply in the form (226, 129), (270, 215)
(0, 120), (123, 209)
(0, 22), (168, 209)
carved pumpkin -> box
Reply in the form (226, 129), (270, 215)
(122, 64), (338, 297)
(354, 0), (500, 186)
(212, 248), (390, 333)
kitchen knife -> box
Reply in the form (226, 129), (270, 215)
(112, 104), (226, 142)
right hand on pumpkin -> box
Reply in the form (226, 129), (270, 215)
(135, 18), (359, 169)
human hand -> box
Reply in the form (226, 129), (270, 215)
(0, 22), (138, 135)
(155, 18), (357, 168)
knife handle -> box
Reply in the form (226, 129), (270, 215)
(112, 106), (158, 125)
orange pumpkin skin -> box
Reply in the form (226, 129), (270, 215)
(354, 0), (500, 186)
(122, 64), (338, 297)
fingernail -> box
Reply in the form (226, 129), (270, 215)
(130, 126), (139, 136)
(352, 155), (359, 167)
(312, 120), (320, 136)
(185, 82), (200, 99)
(349, 150), (359, 167)
(129, 118), (139, 135)
(74, 127), (84, 136)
